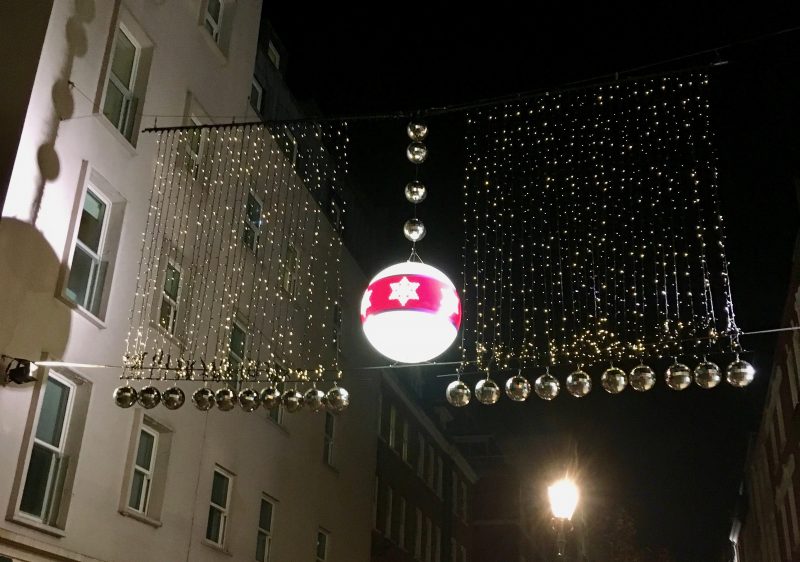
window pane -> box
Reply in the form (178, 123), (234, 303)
(20, 444), (56, 517)
(316, 532), (327, 559)
(135, 430), (155, 469)
(78, 191), (106, 253)
(207, 0), (221, 22)
(230, 324), (246, 360)
(325, 412), (334, 436)
(103, 82), (125, 127)
(259, 499), (273, 531)
(246, 194), (262, 227)
(250, 83), (261, 113)
(206, 506), (223, 542)
(128, 469), (145, 510)
(66, 245), (94, 307)
(159, 298), (174, 331)
(164, 264), (180, 299)
(211, 471), (229, 507)
(35, 378), (70, 447)
(256, 530), (267, 561)
(242, 225), (256, 250)
(111, 29), (136, 88)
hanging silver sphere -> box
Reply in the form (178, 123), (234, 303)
(566, 370), (592, 398)
(238, 388), (261, 412)
(665, 362), (692, 391)
(505, 374), (531, 402)
(726, 357), (755, 388)
(138, 386), (161, 409)
(326, 386), (350, 413)
(629, 364), (656, 392)
(162, 386), (186, 410)
(215, 387), (237, 411)
(407, 122), (428, 142)
(192, 387), (216, 411)
(403, 218), (426, 242)
(534, 373), (560, 400)
(282, 389), (304, 413)
(405, 180), (428, 204)
(601, 367), (627, 394)
(304, 388), (326, 412)
(475, 378), (500, 405)
(407, 142), (428, 164)
(260, 386), (282, 410)
(694, 360), (721, 389)
(113, 386), (138, 408)
(446, 380), (471, 407)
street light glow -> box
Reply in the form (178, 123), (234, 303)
(548, 478), (579, 520)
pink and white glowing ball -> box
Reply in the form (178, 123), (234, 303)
(361, 261), (462, 363)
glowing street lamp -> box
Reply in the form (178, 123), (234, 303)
(548, 478), (579, 557)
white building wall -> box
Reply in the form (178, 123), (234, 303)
(0, 2), (376, 561)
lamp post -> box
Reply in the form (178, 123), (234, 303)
(548, 478), (579, 558)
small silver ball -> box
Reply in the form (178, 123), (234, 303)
(406, 142), (428, 164)
(282, 389), (304, 413)
(326, 387), (350, 413)
(665, 362), (692, 391)
(215, 387), (237, 411)
(446, 380), (471, 407)
(192, 387), (216, 411)
(727, 357), (755, 388)
(113, 386), (138, 408)
(407, 122), (428, 142)
(534, 373), (560, 400)
(475, 378), (500, 405)
(304, 388), (326, 412)
(238, 388), (261, 412)
(260, 386), (282, 410)
(403, 218), (426, 242)
(162, 386), (186, 410)
(566, 370), (592, 397)
(601, 367), (627, 394)
(505, 375), (531, 402)
(405, 180), (428, 204)
(138, 386), (161, 409)
(694, 361), (721, 389)
(629, 364), (656, 392)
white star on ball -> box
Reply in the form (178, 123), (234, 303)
(361, 289), (373, 316)
(388, 276), (420, 306)
(439, 288), (459, 317)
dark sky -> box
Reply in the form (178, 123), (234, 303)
(264, 6), (800, 560)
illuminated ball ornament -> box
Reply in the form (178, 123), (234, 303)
(215, 387), (237, 411)
(192, 387), (216, 411)
(566, 369), (592, 398)
(113, 386), (138, 408)
(629, 364), (656, 392)
(260, 386), (281, 410)
(304, 387), (326, 412)
(403, 219), (426, 242)
(726, 355), (755, 388)
(361, 261), (462, 363)
(446, 380), (471, 407)
(505, 374), (531, 401)
(326, 386), (350, 413)
(238, 388), (261, 412)
(405, 181), (427, 203)
(407, 122), (429, 142)
(282, 389), (304, 413)
(535, 372), (560, 400)
(601, 367), (627, 394)
(475, 378), (500, 405)
(406, 142), (428, 164)
(665, 361), (692, 391)
(162, 386), (186, 410)
(138, 386), (161, 409)
(694, 360), (721, 389)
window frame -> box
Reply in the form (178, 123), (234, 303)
(205, 466), (233, 547)
(127, 425), (158, 514)
(255, 495), (275, 562)
(323, 412), (335, 466)
(242, 188), (264, 254)
(228, 318), (248, 374)
(204, 0), (224, 43)
(158, 260), (182, 335)
(267, 40), (280, 69)
(250, 77), (264, 115)
(281, 243), (300, 298)
(316, 528), (329, 562)
(102, 23), (141, 142)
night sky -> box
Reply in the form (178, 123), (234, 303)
(264, 6), (800, 560)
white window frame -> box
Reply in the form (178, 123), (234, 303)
(267, 40), (280, 69)
(256, 495), (275, 562)
(204, 0), (224, 43)
(228, 318), (248, 371)
(206, 467), (233, 547)
(324, 412), (335, 466)
(242, 189), (263, 253)
(103, 24), (140, 141)
(185, 116), (206, 178)
(281, 243), (300, 298)
(127, 425), (158, 514)
(158, 260), (182, 335)
(250, 77), (263, 114)
(316, 528), (329, 562)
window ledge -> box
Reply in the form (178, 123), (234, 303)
(324, 462), (339, 476)
(199, 29), (229, 65)
(265, 414), (289, 436)
(57, 293), (108, 329)
(148, 321), (187, 351)
(94, 113), (139, 155)
(119, 508), (162, 528)
(7, 512), (66, 538)
(201, 538), (232, 556)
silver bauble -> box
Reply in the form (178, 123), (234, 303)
(601, 367), (627, 394)
(138, 386), (161, 409)
(629, 364), (656, 392)
(665, 362), (692, 391)
(566, 370), (592, 398)
(406, 142), (428, 164)
(162, 386), (186, 410)
(475, 378), (501, 405)
(694, 360), (721, 389)
(727, 357), (755, 388)
(505, 375), (531, 402)
(534, 373), (560, 400)
(326, 386), (350, 413)
(238, 388), (261, 412)
(405, 180), (427, 204)
(260, 386), (282, 410)
(113, 386), (138, 408)
(446, 380), (471, 407)
(282, 389), (304, 413)
(215, 387), (237, 411)
(403, 218), (426, 242)
(407, 122), (428, 142)
(304, 388), (326, 412)
(192, 387), (216, 411)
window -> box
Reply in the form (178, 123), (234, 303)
(250, 78), (263, 114)
(19, 374), (74, 525)
(417, 435), (426, 478)
(460, 480), (468, 521)
(316, 529), (329, 561)
(185, 116), (206, 177)
(103, 25), (139, 141)
(242, 190), (263, 253)
(255, 496), (274, 562)
(204, 0), (224, 43)
(388, 405), (397, 449)
(436, 457), (443, 497)
(65, 188), (110, 316)
(434, 526), (441, 562)
(373, 476), (380, 529)
(401, 420), (409, 462)
(385, 486), (393, 536)
(323, 412), (335, 465)
(158, 262), (181, 334)
(425, 517), (433, 562)
(460, 544), (467, 562)
(228, 319), (247, 372)
(281, 244), (300, 297)
(395, 496), (406, 548)
(206, 467), (232, 546)
(267, 40), (280, 69)
(128, 426), (157, 513)
(414, 509), (422, 558)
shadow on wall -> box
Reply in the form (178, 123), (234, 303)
(31, 0), (96, 222)
(0, 219), (70, 362)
